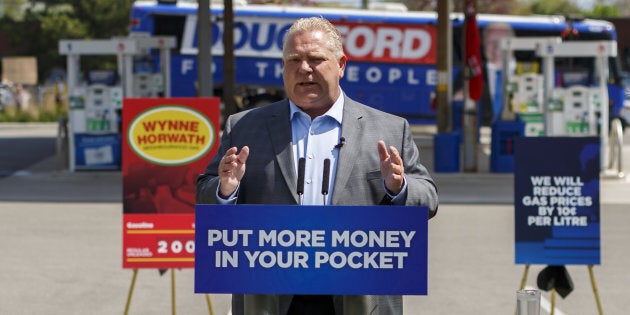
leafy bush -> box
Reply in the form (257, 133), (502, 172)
(0, 105), (67, 122)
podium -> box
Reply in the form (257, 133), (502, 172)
(194, 204), (428, 295)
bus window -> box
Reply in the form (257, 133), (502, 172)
(154, 15), (186, 51)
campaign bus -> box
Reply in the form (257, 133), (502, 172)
(129, 1), (625, 126)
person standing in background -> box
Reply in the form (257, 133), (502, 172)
(15, 83), (31, 111)
(482, 22), (516, 122)
(454, 22), (516, 125)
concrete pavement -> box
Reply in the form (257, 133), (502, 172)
(1, 123), (629, 314)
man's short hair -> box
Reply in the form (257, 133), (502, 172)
(282, 17), (344, 60)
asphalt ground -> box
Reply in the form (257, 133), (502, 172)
(1, 123), (629, 314)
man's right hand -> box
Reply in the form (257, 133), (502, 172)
(218, 146), (249, 198)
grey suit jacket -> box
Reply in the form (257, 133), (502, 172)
(196, 95), (439, 314)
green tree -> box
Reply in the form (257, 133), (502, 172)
(453, 0), (524, 14)
(588, 4), (621, 17)
(527, 0), (583, 15)
(388, 0), (525, 13)
(399, 0), (435, 11)
(1, 0), (29, 20)
(0, 0), (133, 83)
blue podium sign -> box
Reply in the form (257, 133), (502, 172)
(514, 137), (600, 265)
(195, 204), (428, 295)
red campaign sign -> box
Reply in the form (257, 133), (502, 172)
(123, 214), (195, 268)
(122, 97), (220, 269)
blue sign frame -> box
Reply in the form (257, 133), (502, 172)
(514, 137), (600, 265)
(195, 204), (428, 295)
(73, 133), (121, 170)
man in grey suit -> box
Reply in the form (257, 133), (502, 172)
(197, 17), (438, 315)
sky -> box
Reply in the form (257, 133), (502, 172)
(573, 0), (596, 9)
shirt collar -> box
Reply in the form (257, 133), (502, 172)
(290, 90), (344, 124)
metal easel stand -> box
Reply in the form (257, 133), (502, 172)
(517, 264), (604, 315)
(123, 268), (215, 315)
(588, 265), (604, 314)
(603, 117), (625, 179)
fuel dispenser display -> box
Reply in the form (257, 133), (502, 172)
(85, 84), (121, 133)
(512, 78), (601, 137)
(133, 72), (163, 98)
(561, 86), (600, 136)
(511, 72), (544, 137)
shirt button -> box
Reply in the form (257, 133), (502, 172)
(306, 178), (312, 184)
(307, 154), (314, 159)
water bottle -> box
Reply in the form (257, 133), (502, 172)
(516, 289), (541, 315)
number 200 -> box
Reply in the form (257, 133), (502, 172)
(157, 240), (195, 254)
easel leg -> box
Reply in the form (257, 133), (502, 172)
(124, 269), (139, 315)
(588, 265), (604, 315)
(171, 268), (177, 315)
(550, 288), (556, 315)
(205, 294), (215, 315)
(519, 264), (530, 290)
(124, 268), (213, 314)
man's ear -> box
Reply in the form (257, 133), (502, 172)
(338, 55), (347, 78)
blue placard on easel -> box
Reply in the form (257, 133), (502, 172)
(194, 204), (428, 295)
(514, 137), (600, 265)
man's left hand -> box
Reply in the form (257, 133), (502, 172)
(378, 140), (404, 195)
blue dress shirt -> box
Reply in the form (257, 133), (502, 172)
(217, 91), (407, 204)
(289, 96), (343, 205)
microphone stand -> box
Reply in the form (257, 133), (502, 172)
(321, 158), (331, 205)
(297, 157), (306, 205)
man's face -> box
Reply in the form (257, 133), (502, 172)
(282, 30), (346, 118)
(484, 27), (513, 67)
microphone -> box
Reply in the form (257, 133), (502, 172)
(297, 157), (306, 205)
(321, 158), (331, 205)
(334, 137), (346, 149)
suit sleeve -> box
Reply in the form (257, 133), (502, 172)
(196, 115), (235, 204)
(400, 119), (439, 219)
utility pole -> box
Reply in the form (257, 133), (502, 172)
(197, 0), (213, 97)
(436, 0), (452, 133)
(223, 0), (238, 118)
(462, 0), (478, 172)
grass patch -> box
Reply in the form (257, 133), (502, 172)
(0, 105), (67, 122)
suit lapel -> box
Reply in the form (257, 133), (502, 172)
(266, 100), (299, 203)
(332, 97), (364, 204)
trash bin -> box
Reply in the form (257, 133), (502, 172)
(434, 132), (460, 173)
(490, 119), (525, 173)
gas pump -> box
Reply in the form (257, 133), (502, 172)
(59, 36), (175, 171)
(493, 38), (616, 171)
(489, 37), (560, 172)
(536, 40), (616, 170)
(500, 37), (561, 137)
